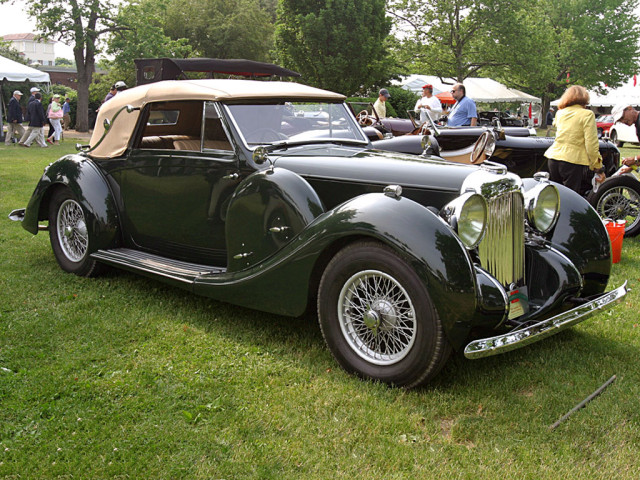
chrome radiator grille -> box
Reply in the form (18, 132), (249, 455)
(478, 190), (525, 287)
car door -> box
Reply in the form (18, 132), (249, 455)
(111, 101), (241, 266)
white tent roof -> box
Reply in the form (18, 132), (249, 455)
(397, 75), (541, 103)
(0, 54), (50, 83)
(551, 78), (640, 108)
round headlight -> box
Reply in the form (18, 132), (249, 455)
(458, 194), (488, 248)
(525, 183), (560, 233)
(441, 193), (488, 249)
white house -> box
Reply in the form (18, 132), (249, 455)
(2, 33), (56, 66)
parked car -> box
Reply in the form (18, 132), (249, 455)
(596, 114), (614, 136)
(607, 119), (639, 147)
(350, 102), (535, 139)
(10, 78), (627, 388)
(477, 111), (525, 127)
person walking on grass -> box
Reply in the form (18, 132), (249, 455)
(5, 90), (24, 145)
(20, 92), (48, 148)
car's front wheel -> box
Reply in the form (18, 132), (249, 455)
(317, 241), (451, 388)
(48, 188), (102, 276)
(587, 175), (640, 237)
(610, 130), (623, 147)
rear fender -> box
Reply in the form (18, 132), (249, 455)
(22, 154), (120, 250)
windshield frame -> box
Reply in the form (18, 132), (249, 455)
(223, 100), (369, 150)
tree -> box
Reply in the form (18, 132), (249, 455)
(106, 0), (192, 89)
(162, 0), (275, 61)
(0, 40), (27, 64)
(389, 0), (521, 82)
(481, 0), (640, 122)
(274, 0), (395, 95)
(4, 0), (129, 131)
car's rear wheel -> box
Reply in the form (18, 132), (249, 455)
(610, 130), (623, 147)
(317, 241), (451, 388)
(49, 188), (102, 276)
(587, 175), (640, 237)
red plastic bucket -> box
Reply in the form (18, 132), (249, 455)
(604, 219), (626, 264)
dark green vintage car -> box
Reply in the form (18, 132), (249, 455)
(10, 79), (627, 388)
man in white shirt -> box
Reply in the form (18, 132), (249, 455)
(414, 84), (442, 124)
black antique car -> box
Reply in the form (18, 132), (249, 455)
(477, 111), (525, 127)
(10, 79), (627, 388)
(351, 101), (535, 139)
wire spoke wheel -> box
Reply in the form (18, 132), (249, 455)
(590, 176), (640, 237)
(339, 270), (416, 365)
(56, 199), (89, 262)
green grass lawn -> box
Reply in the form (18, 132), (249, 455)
(1, 142), (639, 479)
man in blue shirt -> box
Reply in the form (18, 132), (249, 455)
(447, 83), (477, 127)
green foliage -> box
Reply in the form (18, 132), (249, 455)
(0, 40), (27, 64)
(106, 0), (193, 86)
(162, 0), (275, 61)
(55, 57), (74, 67)
(274, 0), (395, 95)
(389, 0), (519, 81)
(387, 86), (419, 118)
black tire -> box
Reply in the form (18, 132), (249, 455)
(609, 129), (623, 147)
(317, 241), (451, 388)
(48, 188), (103, 276)
(587, 175), (640, 237)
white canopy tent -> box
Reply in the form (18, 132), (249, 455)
(398, 75), (541, 103)
(551, 78), (640, 110)
(1, 54), (50, 141)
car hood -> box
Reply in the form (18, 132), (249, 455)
(271, 145), (479, 194)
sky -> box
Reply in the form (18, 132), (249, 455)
(1, 1), (76, 60)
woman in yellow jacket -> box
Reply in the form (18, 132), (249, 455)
(544, 85), (604, 194)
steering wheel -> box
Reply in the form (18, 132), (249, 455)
(249, 128), (288, 143)
(470, 132), (489, 164)
(356, 110), (374, 126)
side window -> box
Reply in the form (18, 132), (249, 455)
(203, 102), (233, 152)
(137, 101), (203, 151)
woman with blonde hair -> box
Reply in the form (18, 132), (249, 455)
(544, 85), (604, 194)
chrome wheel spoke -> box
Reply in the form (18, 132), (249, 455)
(338, 270), (417, 365)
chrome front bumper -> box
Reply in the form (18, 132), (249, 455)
(464, 282), (628, 359)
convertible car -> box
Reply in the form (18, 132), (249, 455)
(10, 78), (626, 388)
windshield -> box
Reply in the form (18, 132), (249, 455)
(226, 102), (368, 148)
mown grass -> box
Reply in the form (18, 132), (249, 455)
(1, 141), (639, 479)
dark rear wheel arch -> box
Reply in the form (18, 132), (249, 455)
(587, 175), (640, 237)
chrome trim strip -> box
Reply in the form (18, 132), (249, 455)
(464, 282), (628, 359)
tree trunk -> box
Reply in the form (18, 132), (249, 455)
(73, 47), (95, 132)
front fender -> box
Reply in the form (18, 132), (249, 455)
(22, 154), (120, 250)
(523, 178), (611, 296)
(196, 192), (481, 347)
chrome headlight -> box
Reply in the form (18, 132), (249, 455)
(524, 183), (560, 233)
(441, 192), (488, 249)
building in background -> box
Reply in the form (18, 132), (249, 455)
(2, 33), (56, 66)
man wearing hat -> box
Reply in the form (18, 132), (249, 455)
(5, 90), (24, 145)
(611, 103), (640, 169)
(19, 87), (41, 145)
(374, 88), (390, 118)
(414, 84), (442, 124)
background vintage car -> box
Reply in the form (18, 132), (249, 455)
(596, 114), (615, 136)
(607, 119), (639, 147)
(10, 76), (626, 388)
(477, 111), (525, 127)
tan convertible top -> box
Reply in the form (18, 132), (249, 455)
(89, 79), (346, 159)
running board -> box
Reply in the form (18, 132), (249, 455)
(91, 248), (225, 284)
